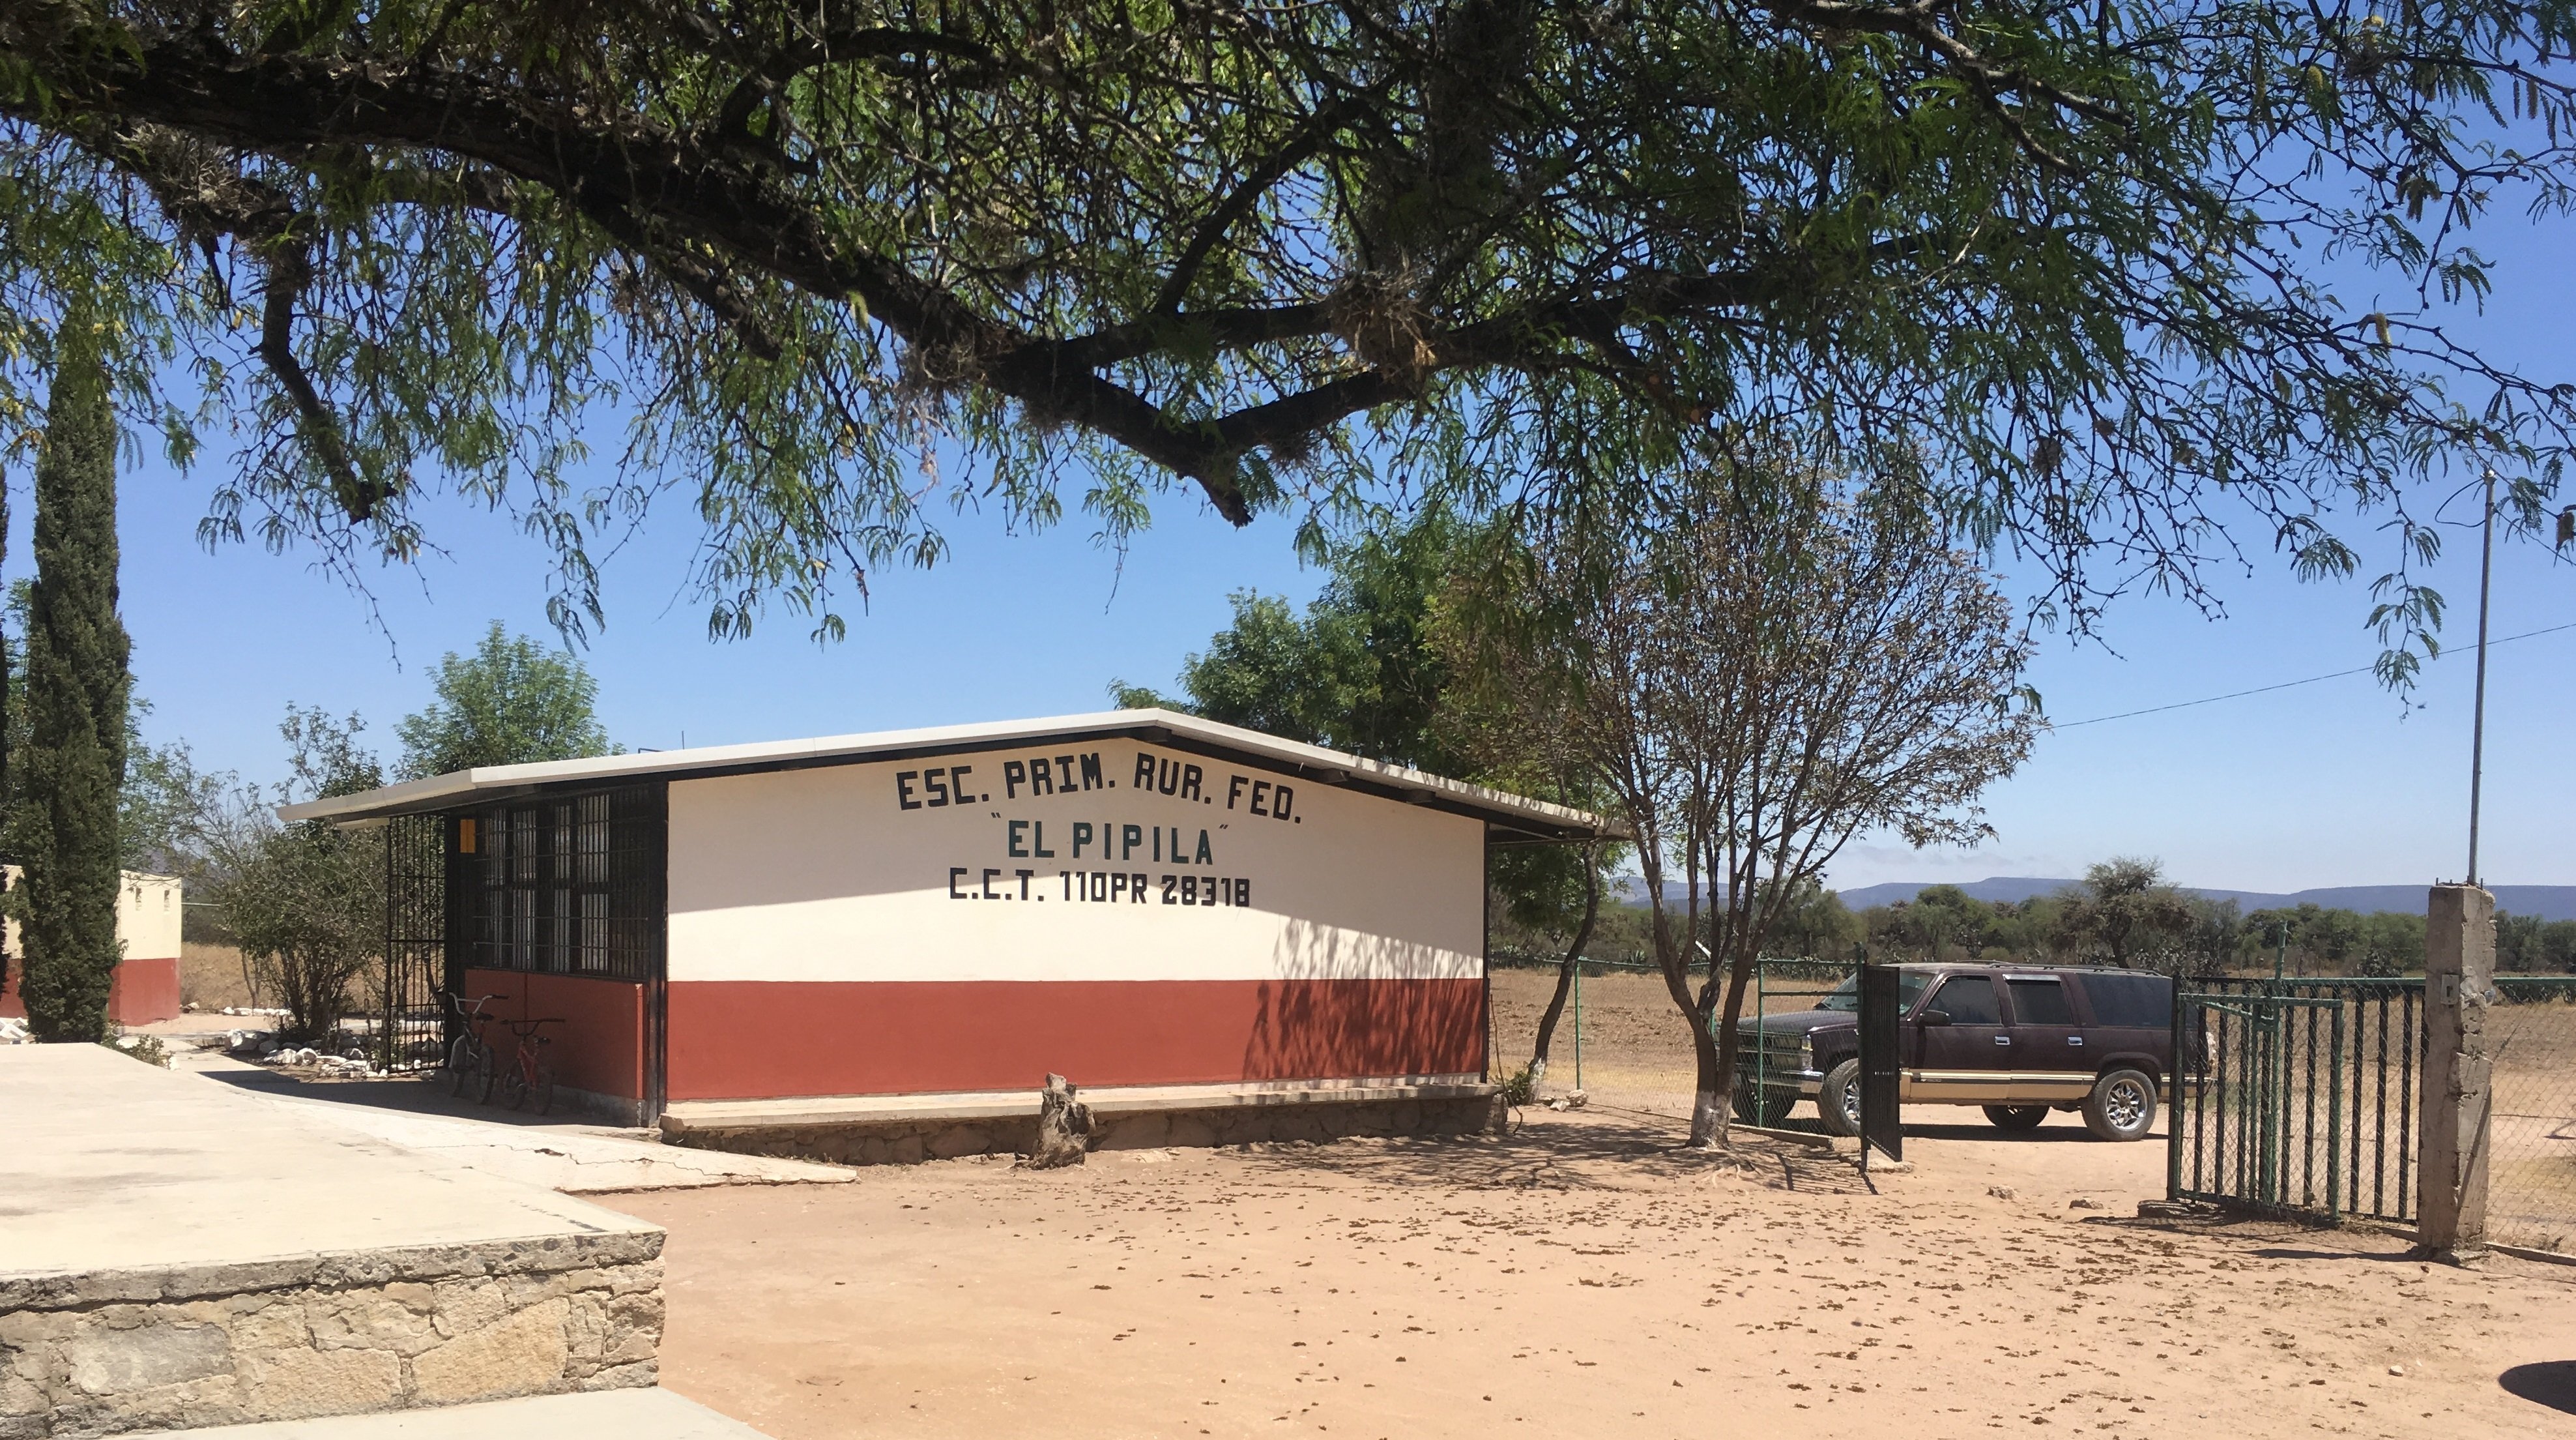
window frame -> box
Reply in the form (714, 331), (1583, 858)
(1926, 973), (2004, 1026)
(2004, 975), (2078, 1027)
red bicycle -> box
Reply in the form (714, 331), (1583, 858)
(483, 1016), (564, 1115)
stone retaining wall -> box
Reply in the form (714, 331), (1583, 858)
(670, 1093), (1509, 1168)
(0, 1231), (661, 1438)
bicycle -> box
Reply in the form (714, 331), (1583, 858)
(486, 1016), (564, 1115)
(437, 992), (507, 1102)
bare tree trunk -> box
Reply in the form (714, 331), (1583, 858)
(1707, 939), (1759, 1130)
(1526, 850), (1601, 1089)
(1686, 1005), (1728, 1145)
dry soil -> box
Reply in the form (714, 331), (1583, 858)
(608, 1106), (2576, 1440)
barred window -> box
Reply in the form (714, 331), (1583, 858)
(467, 786), (663, 981)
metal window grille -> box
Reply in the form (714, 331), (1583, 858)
(467, 785), (664, 983)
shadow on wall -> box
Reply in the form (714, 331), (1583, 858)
(1239, 917), (1486, 1081)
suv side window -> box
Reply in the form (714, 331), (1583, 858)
(2006, 978), (2076, 1026)
(1928, 976), (2001, 1025)
(2078, 973), (2173, 1029)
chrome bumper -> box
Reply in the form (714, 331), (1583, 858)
(1745, 1068), (1825, 1096)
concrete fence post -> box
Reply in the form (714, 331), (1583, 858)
(2418, 883), (2495, 1263)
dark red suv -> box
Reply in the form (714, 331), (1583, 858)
(1731, 964), (2176, 1141)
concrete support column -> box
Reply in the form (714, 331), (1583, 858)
(2418, 883), (2495, 1263)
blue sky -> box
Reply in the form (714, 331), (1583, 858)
(89, 211), (2576, 900)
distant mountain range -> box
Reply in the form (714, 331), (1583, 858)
(1610, 875), (2576, 920)
(1834, 877), (2576, 922)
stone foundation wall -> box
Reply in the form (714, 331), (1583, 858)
(671, 1093), (1508, 1168)
(0, 1232), (661, 1438)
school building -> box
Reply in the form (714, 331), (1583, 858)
(281, 709), (1608, 1156)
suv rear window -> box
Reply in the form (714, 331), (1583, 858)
(2079, 973), (2173, 1029)
(2006, 978), (2076, 1026)
(1927, 976), (2001, 1025)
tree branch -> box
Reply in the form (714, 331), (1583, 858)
(253, 248), (380, 523)
(714, 23), (1000, 138)
(12, 23), (1797, 523)
(68, 121), (383, 520)
(1150, 101), (1354, 317)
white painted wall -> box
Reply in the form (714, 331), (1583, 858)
(0, 868), (182, 961)
(119, 874), (183, 960)
(667, 740), (1484, 984)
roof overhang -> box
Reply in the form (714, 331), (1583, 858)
(277, 709), (1624, 845)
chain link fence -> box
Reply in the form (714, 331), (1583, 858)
(1488, 954), (1849, 1120)
(2489, 978), (2576, 1254)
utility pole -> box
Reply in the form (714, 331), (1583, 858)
(2467, 469), (2496, 888)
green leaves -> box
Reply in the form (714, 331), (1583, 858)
(392, 621), (614, 779)
(0, 0), (2564, 660)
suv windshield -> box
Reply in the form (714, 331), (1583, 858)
(1814, 972), (1933, 1012)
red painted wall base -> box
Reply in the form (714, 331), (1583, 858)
(459, 968), (646, 1102)
(108, 956), (181, 1025)
(664, 977), (1486, 1102)
(0, 955), (182, 1025)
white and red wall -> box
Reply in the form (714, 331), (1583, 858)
(0, 871), (185, 1025)
(656, 739), (1488, 1102)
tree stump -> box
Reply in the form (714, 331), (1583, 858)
(1027, 1072), (1093, 1169)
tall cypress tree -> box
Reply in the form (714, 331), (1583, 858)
(17, 304), (130, 1042)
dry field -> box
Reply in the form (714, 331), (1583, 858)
(179, 941), (259, 1010)
(1487, 962), (1737, 1113)
(2491, 999), (2576, 1255)
(610, 1109), (2576, 1440)
(1488, 962), (1893, 1118)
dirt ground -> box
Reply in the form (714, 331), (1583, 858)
(601, 968), (2576, 1438)
(607, 1108), (2576, 1440)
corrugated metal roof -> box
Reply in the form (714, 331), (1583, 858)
(276, 708), (1619, 843)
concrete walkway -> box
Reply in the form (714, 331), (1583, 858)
(171, 1055), (853, 1195)
(0, 1047), (681, 1435)
(1, 1047), (659, 1284)
(162, 1388), (767, 1439)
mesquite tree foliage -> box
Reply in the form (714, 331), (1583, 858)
(1451, 475), (2042, 1145)
(0, 0), (2571, 651)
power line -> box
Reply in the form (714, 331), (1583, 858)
(2053, 619), (2576, 729)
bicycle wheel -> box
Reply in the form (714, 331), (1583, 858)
(474, 1046), (500, 1104)
(444, 1036), (476, 1097)
(498, 1059), (529, 1111)
(528, 1063), (555, 1117)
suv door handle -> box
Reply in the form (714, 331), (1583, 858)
(1993, 1036), (2011, 1046)
(2068, 1036), (2085, 1046)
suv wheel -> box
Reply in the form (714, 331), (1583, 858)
(1982, 1104), (2048, 1132)
(1816, 1059), (1862, 1138)
(2083, 1068), (2159, 1141)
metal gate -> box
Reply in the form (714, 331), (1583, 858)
(373, 813), (450, 1073)
(2169, 978), (2422, 1224)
